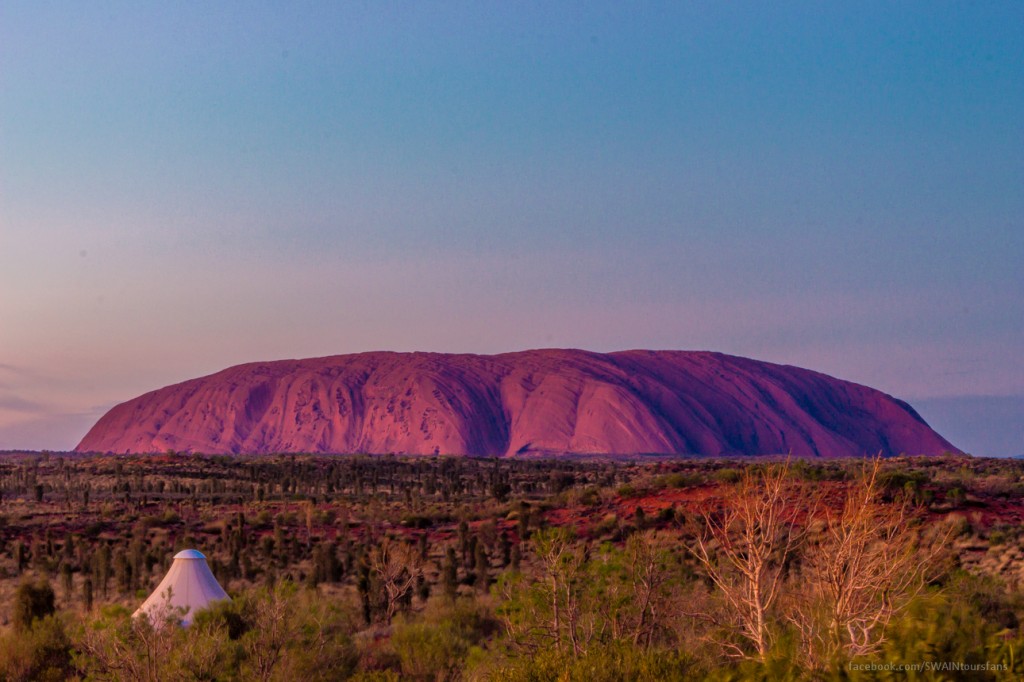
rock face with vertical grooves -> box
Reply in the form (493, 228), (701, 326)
(75, 349), (958, 457)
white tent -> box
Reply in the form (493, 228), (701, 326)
(133, 549), (230, 626)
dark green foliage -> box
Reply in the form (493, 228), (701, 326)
(13, 541), (27, 574)
(474, 541), (490, 593)
(633, 506), (647, 530)
(82, 577), (94, 613)
(391, 601), (496, 681)
(946, 486), (966, 508)
(488, 643), (696, 682)
(946, 571), (1024, 633)
(878, 469), (929, 493)
(311, 539), (342, 585)
(0, 614), (74, 682)
(874, 591), (1024, 680)
(713, 468), (743, 484)
(12, 578), (56, 631)
(788, 459), (849, 483)
(654, 471), (706, 488)
(443, 547), (459, 601)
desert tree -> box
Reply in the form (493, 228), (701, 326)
(442, 547), (459, 601)
(78, 600), (186, 682)
(301, 499), (315, 550)
(368, 538), (423, 625)
(625, 529), (675, 648)
(788, 457), (952, 666)
(170, 615), (231, 682)
(241, 583), (296, 682)
(474, 541), (490, 593)
(12, 578), (56, 632)
(83, 576), (94, 612)
(590, 529), (676, 649)
(690, 459), (806, 660)
(60, 562), (73, 602)
(498, 526), (594, 656)
(535, 526), (588, 655)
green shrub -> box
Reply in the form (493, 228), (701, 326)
(348, 672), (401, 682)
(714, 468), (742, 484)
(657, 472), (705, 488)
(878, 469), (928, 493)
(391, 599), (496, 680)
(578, 487), (601, 507)
(0, 614), (73, 682)
(869, 591), (1024, 680)
(12, 579), (56, 631)
(392, 618), (467, 680)
(617, 484), (638, 498)
(487, 643), (696, 682)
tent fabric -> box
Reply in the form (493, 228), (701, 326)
(133, 549), (230, 626)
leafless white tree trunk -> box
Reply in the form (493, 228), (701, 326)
(532, 527), (589, 655)
(626, 530), (671, 648)
(691, 460), (805, 660)
(789, 457), (950, 665)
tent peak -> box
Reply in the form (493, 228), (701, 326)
(135, 548), (229, 626)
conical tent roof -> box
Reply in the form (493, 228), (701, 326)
(133, 549), (230, 626)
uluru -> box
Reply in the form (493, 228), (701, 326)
(75, 349), (958, 458)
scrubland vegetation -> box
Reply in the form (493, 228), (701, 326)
(0, 452), (1023, 680)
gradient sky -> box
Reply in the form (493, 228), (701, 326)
(2, 2), (1022, 455)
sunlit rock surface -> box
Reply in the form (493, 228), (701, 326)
(76, 349), (958, 457)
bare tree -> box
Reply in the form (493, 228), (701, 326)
(529, 527), (591, 656)
(690, 460), (805, 660)
(174, 617), (230, 681)
(369, 538), (422, 625)
(78, 600), (184, 682)
(625, 530), (672, 648)
(244, 584), (294, 682)
(789, 457), (950, 665)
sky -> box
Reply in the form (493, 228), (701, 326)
(1, 2), (1022, 455)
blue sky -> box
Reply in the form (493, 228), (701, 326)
(1, 2), (1022, 454)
